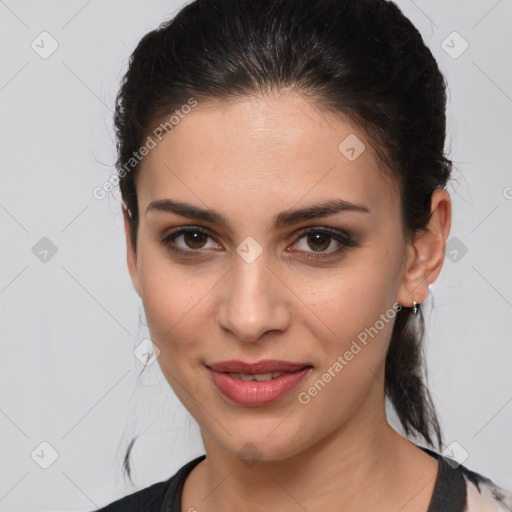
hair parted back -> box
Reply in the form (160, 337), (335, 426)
(114, 0), (451, 480)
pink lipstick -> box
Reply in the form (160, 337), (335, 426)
(207, 360), (312, 406)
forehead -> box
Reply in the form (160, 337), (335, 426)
(135, 93), (399, 222)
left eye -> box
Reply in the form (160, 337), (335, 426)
(294, 229), (344, 252)
(289, 228), (354, 258)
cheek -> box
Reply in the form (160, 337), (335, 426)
(295, 293), (397, 428)
(298, 264), (397, 351)
(138, 254), (217, 360)
(291, 267), (399, 414)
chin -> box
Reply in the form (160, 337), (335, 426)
(209, 416), (313, 464)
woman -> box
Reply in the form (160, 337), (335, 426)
(97, 0), (512, 510)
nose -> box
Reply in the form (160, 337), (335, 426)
(216, 251), (291, 343)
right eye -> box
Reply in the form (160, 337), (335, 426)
(159, 227), (221, 256)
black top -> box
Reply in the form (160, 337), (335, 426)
(95, 447), (468, 512)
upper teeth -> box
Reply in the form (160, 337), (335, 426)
(229, 371), (284, 381)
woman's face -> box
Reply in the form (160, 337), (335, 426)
(125, 93), (420, 461)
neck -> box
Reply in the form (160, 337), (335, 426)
(182, 388), (438, 512)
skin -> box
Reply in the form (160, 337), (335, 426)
(123, 92), (451, 512)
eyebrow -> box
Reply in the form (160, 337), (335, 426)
(146, 198), (370, 228)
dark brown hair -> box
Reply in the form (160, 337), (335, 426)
(114, 0), (450, 480)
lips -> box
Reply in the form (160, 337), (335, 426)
(206, 359), (313, 406)
(207, 360), (310, 373)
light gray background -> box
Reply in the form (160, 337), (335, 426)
(0, 1), (511, 511)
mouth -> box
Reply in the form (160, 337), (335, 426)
(225, 371), (290, 382)
(206, 360), (313, 406)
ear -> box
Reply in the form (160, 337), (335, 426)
(122, 206), (141, 297)
(397, 188), (452, 308)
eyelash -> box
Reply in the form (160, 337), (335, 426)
(159, 226), (355, 261)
